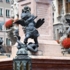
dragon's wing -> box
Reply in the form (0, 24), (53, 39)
(14, 19), (26, 26)
(66, 19), (70, 26)
(35, 18), (45, 28)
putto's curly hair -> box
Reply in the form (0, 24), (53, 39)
(22, 6), (31, 13)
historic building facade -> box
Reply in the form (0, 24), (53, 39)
(0, 0), (11, 46)
(53, 0), (70, 40)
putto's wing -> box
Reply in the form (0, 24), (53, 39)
(35, 18), (45, 28)
(66, 19), (70, 26)
(14, 19), (26, 26)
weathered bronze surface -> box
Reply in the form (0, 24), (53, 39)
(15, 6), (44, 52)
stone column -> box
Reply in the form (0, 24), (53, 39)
(35, 0), (53, 40)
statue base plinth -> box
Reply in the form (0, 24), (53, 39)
(28, 50), (43, 56)
(27, 40), (63, 57)
(38, 40), (63, 56)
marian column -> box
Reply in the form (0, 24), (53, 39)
(11, 0), (19, 19)
(10, 0), (19, 58)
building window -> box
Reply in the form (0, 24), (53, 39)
(0, 22), (4, 30)
(67, 0), (70, 2)
(65, 0), (70, 13)
(6, 0), (10, 3)
(6, 9), (10, 18)
(0, 8), (3, 16)
(0, 37), (3, 44)
(0, 0), (3, 2)
(53, 13), (54, 23)
(58, 0), (63, 15)
(0, 24), (2, 30)
(6, 38), (10, 46)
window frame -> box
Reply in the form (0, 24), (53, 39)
(5, 8), (10, 18)
(58, 0), (63, 15)
(6, 0), (10, 3)
(0, 7), (3, 17)
(0, 0), (3, 2)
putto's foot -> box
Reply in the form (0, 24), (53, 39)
(27, 42), (38, 53)
(24, 40), (27, 44)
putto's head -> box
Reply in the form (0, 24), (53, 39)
(22, 6), (31, 13)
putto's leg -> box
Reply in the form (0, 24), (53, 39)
(34, 37), (39, 47)
(24, 34), (30, 44)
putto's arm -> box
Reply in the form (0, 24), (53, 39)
(25, 15), (37, 23)
(2, 27), (13, 32)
